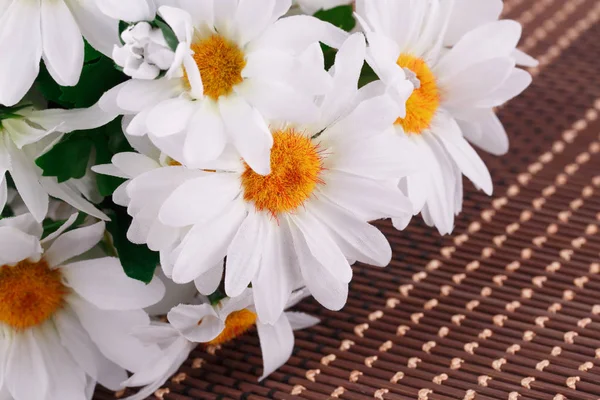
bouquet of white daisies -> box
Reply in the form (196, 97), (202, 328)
(0, 0), (534, 399)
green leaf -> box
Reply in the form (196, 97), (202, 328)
(154, 18), (179, 52)
(91, 118), (131, 197)
(106, 207), (159, 284)
(208, 290), (227, 306)
(118, 21), (130, 45)
(35, 41), (126, 108)
(36, 135), (93, 182)
(358, 62), (379, 88)
(314, 5), (356, 32)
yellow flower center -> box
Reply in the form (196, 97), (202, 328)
(241, 128), (324, 216)
(0, 260), (68, 330)
(186, 34), (246, 101)
(206, 309), (257, 346)
(395, 53), (440, 134)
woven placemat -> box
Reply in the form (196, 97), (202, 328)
(95, 1), (600, 399)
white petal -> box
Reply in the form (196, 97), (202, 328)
(6, 139), (48, 222)
(289, 222), (348, 310)
(41, 0), (84, 86)
(69, 296), (158, 373)
(0, 212), (43, 238)
(63, 257), (165, 310)
(235, 0), (276, 46)
(219, 95), (273, 176)
(194, 262), (224, 295)
(291, 211), (352, 283)
(257, 315), (294, 380)
(54, 306), (128, 390)
(309, 199), (392, 267)
(159, 173), (240, 227)
(321, 170), (411, 220)
(172, 200), (246, 283)
(444, 0), (503, 46)
(116, 78), (181, 113)
(40, 212), (79, 244)
(40, 178), (109, 220)
(0, 1), (42, 106)
(167, 304), (224, 343)
(285, 311), (319, 331)
(65, 0), (119, 56)
(91, 164), (129, 179)
(95, 0), (155, 21)
(0, 226), (42, 265)
(44, 221), (105, 267)
(435, 20), (521, 78)
(477, 68), (532, 108)
(432, 114), (493, 195)
(252, 219), (295, 325)
(5, 330), (49, 400)
(158, 5), (193, 43)
(112, 152), (160, 177)
(184, 101), (227, 166)
(225, 212), (265, 297)
(460, 110), (508, 156)
(147, 97), (196, 137)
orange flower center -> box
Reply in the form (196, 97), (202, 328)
(241, 129), (324, 216)
(206, 309), (257, 346)
(186, 34), (246, 101)
(395, 53), (440, 134)
(0, 260), (68, 330)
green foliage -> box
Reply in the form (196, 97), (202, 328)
(154, 17), (179, 51)
(105, 206), (159, 284)
(208, 289), (227, 305)
(314, 5), (356, 32)
(36, 42), (126, 109)
(35, 118), (130, 194)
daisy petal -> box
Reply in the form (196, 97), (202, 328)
(256, 315), (293, 380)
(167, 304), (224, 343)
(44, 221), (105, 267)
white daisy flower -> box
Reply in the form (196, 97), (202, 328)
(0, 213), (165, 400)
(101, 0), (347, 175)
(96, 33), (414, 324)
(123, 288), (319, 400)
(0, 104), (114, 222)
(0, 0), (153, 106)
(113, 21), (176, 80)
(356, 0), (534, 235)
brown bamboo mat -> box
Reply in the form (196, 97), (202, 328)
(95, 1), (600, 399)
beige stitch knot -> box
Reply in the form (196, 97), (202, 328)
(321, 354), (336, 366)
(546, 262), (561, 272)
(506, 301), (521, 312)
(553, 395), (566, 400)
(566, 376), (580, 389)
(192, 358), (205, 369)
(523, 331), (536, 341)
(411, 313), (424, 324)
(506, 223), (520, 234)
(427, 259), (442, 270)
(579, 361), (593, 372)
(408, 357), (422, 368)
(536, 360), (550, 371)
(492, 358), (507, 371)
(374, 389), (389, 400)
(450, 358), (464, 370)
(551, 346), (562, 357)
(578, 318), (592, 329)
(441, 285), (453, 296)
(413, 271), (427, 282)
(506, 344), (521, 355)
(171, 373), (187, 384)
(467, 261), (480, 271)
(340, 339), (355, 351)
(418, 389), (432, 400)
(305, 369), (320, 382)
(463, 389), (476, 400)
(508, 392), (520, 400)
(452, 314), (466, 326)
(424, 299), (439, 310)
(369, 310), (384, 321)
(291, 385), (306, 395)
(422, 341), (436, 354)
(564, 331), (578, 344)
(433, 374), (448, 385)
(390, 372), (404, 383)
(399, 284), (414, 297)
(574, 276), (589, 288)
(354, 323), (369, 337)
(397, 325), (410, 336)
(379, 340), (393, 352)
(154, 388), (170, 399)
(506, 261), (520, 272)
(521, 288), (533, 299)
(349, 370), (363, 382)
(563, 290), (575, 301)
(386, 298), (400, 308)
(464, 342), (479, 355)
(441, 246), (456, 258)
(453, 273), (467, 284)
(466, 300), (480, 311)
(521, 377), (535, 389)
(493, 315), (508, 327)
(365, 356), (378, 367)
(331, 387), (345, 398)
(479, 329), (493, 340)
(478, 375), (492, 387)
(438, 326), (449, 338)
(548, 303), (562, 313)
(494, 234), (507, 247)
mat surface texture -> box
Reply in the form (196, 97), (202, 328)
(95, 1), (600, 399)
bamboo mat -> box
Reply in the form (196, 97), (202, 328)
(95, 0), (600, 398)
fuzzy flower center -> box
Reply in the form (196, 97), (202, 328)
(187, 35), (246, 101)
(0, 260), (68, 330)
(395, 54), (440, 134)
(206, 309), (257, 346)
(241, 128), (324, 216)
